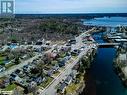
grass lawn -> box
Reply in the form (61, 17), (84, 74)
(72, 56), (78, 59)
(40, 77), (53, 88)
(5, 63), (15, 69)
(51, 60), (58, 66)
(66, 83), (81, 94)
(59, 66), (65, 71)
(3, 84), (16, 91)
(53, 71), (60, 77)
(66, 74), (84, 94)
(0, 56), (5, 65)
(68, 59), (74, 64)
(59, 52), (66, 58)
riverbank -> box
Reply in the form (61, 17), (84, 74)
(64, 47), (97, 95)
(81, 26), (127, 95)
(113, 46), (127, 87)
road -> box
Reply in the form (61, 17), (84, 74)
(40, 30), (97, 95)
(0, 44), (57, 78)
(0, 54), (40, 78)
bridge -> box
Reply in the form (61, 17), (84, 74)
(98, 43), (120, 47)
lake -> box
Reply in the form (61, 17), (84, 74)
(83, 17), (127, 27)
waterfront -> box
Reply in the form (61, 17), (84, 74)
(0, 15), (127, 95)
(83, 17), (127, 27)
(82, 31), (127, 95)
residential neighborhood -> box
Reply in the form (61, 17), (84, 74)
(0, 27), (97, 95)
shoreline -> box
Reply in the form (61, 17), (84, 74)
(113, 59), (127, 87)
(68, 49), (97, 95)
(76, 42), (97, 95)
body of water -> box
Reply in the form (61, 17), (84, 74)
(83, 17), (127, 27)
(82, 19), (127, 95)
(83, 47), (127, 95)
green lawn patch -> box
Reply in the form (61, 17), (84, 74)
(59, 52), (66, 58)
(40, 77), (53, 88)
(0, 56), (5, 65)
(51, 60), (58, 66)
(72, 56), (78, 59)
(3, 84), (16, 91)
(66, 74), (84, 94)
(53, 71), (60, 77)
(59, 67), (65, 71)
(66, 83), (80, 94)
(5, 63), (15, 69)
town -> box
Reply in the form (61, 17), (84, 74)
(0, 16), (127, 95)
(0, 18), (98, 95)
(1, 0), (127, 94)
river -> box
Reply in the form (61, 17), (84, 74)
(82, 17), (127, 95)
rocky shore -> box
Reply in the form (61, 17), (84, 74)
(113, 44), (127, 87)
(76, 47), (97, 95)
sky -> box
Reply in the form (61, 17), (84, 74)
(15, 0), (127, 14)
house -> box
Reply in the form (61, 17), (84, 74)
(58, 59), (66, 67)
(70, 70), (78, 79)
(65, 75), (72, 85)
(59, 82), (66, 93)
(10, 73), (23, 84)
(47, 69), (53, 77)
(33, 76), (43, 85)
(27, 81), (37, 93)
(52, 64), (59, 72)
(0, 78), (10, 88)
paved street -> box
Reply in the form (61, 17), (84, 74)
(0, 44), (57, 78)
(0, 54), (40, 78)
(40, 30), (97, 95)
(0, 28), (96, 95)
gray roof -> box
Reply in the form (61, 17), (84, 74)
(59, 82), (66, 91)
(65, 75), (72, 83)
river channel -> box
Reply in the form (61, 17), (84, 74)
(82, 20), (127, 95)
